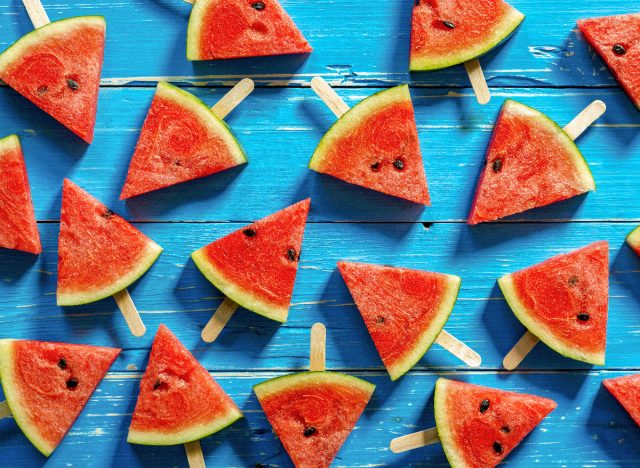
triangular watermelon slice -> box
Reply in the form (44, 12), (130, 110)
(338, 262), (461, 380)
(120, 82), (247, 199)
(603, 374), (640, 427)
(0, 135), (41, 254)
(57, 179), (163, 306)
(0, 339), (120, 456)
(498, 241), (609, 365)
(186, 0), (312, 61)
(435, 378), (557, 467)
(309, 85), (430, 205)
(128, 325), (243, 445)
(0, 16), (105, 143)
(578, 14), (640, 110)
(468, 99), (595, 224)
(410, 0), (524, 71)
(253, 372), (375, 467)
(626, 225), (640, 256)
(192, 199), (310, 323)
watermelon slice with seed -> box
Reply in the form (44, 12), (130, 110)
(0, 16), (105, 143)
(626, 225), (640, 256)
(603, 374), (640, 427)
(128, 325), (242, 445)
(192, 199), (310, 323)
(468, 99), (595, 224)
(578, 14), (640, 110)
(186, 0), (312, 61)
(338, 262), (461, 380)
(57, 179), (163, 306)
(120, 82), (247, 199)
(435, 378), (557, 467)
(498, 241), (609, 365)
(309, 85), (430, 205)
(0, 339), (120, 456)
(410, 0), (524, 71)
(253, 372), (375, 468)
(0, 135), (41, 254)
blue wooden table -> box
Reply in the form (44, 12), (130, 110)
(1, 0), (639, 466)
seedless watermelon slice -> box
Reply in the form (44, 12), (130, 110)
(0, 16), (105, 143)
(0, 135), (41, 254)
(603, 374), (640, 427)
(626, 225), (640, 256)
(0, 339), (120, 456)
(186, 0), (312, 61)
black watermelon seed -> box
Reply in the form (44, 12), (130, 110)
(612, 44), (626, 56)
(66, 78), (80, 91)
(243, 228), (257, 238)
(66, 378), (79, 389)
(58, 358), (67, 370)
(493, 441), (504, 455)
(153, 380), (162, 390)
(251, 1), (265, 10)
(577, 312), (590, 322)
(415, 0), (420, 5)
(371, 161), (381, 171)
(287, 248), (297, 262)
(568, 275), (579, 286)
(376, 316), (385, 324)
(492, 159), (503, 173)
(393, 158), (405, 170)
(303, 427), (316, 437)
(174, 159), (182, 166)
(102, 208), (115, 219)
(442, 21), (456, 29)
(501, 426), (510, 433)
(480, 399), (490, 413)
(37, 85), (49, 95)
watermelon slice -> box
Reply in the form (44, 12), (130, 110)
(498, 241), (609, 365)
(186, 0), (312, 61)
(338, 262), (461, 380)
(191, 199), (310, 323)
(468, 99), (595, 224)
(435, 378), (557, 467)
(120, 82), (247, 199)
(410, 0), (524, 71)
(253, 372), (375, 467)
(57, 179), (163, 306)
(626, 225), (640, 256)
(0, 16), (105, 143)
(578, 14), (640, 110)
(603, 374), (640, 427)
(309, 85), (430, 205)
(0, 135), (41, 254)
(128, 325), (242, 445)
(0, 339), (120, 456)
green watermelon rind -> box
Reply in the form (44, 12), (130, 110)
(626, 225), (640, 250)
(253, 371), (375, 401)
(409, 6), (525, 71)
(0, 134), (20, 154)
(434, 378), (471, 468)
(498, 273), (605, 366)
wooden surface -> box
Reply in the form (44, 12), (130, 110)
(0, 0), (639, 466)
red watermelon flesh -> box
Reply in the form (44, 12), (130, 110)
(128, 325), (242, 445)
(309, 85), (430, 205)
(186, 0), (312, 61)
(498, 241), (609, 365)
(253, 372), (375, 468)
(435, 378), (557, 468)
(0, 135), (41, 254)
(0, 17), (105, 143)
(338, 262), (461, 380)
(603, 374), (640, 427)
(0, 339), (120, 456)
(120, 82), (246, 199)
(57, 179), (162, 306)
(191, 199), (310, 323)
(468, 99), (595, 224)
(578, 14), (640, 110)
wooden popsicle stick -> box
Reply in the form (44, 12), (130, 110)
(503, 330), (540, 370)
(463, 59), (491, 105)
(201, 297), (239, 343)
(309, 323), (326, 371)
(389, 427), (440, 454)
(184, 0), (194, 4)
(435, 329), (482, 367)
(0, 401), (11, 419)
(112, 289), (147, 337)
(184, 440), (206, 468)
(211, 78), (255, 120)
(22, 0), (50, 28)
(563, 100), (606, 140)
(310, 77), (350, 118)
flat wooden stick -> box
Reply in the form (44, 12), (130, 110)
(22, 0), (50, 28)
(0, 401), (11, 419)
(184, 0), (194, 4)
(464, 59), (491, 105)
(309, 323), (326, 371)
(311, 77), (350, 118)
(503, 330), (540, 370)
(563, 100), (606, 140)
(435, 329), (482, 367)
(211, 78), (254, 120)
(113, 289), (146, 337)
(184, 440), (206, 468)
(389, 427), (440, 453)
(201, 297), (239, 343)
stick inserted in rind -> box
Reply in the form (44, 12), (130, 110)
(435, 329), (482, 368)
(201, 297), (239, 343)
(211, 78), (255, 120)
(309, 323), (327, 372)
(463, 59), (491, 105)
(311, 77), (350, 118)
(22, 0), (50, 28)
(389, 427), (440, 454)
(113, 289), (147, 337)
(563, 100), (607, 140)
(0, 401), (11, 419)
(184, 440), (206, 468)
(503, 330), (540, 370)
